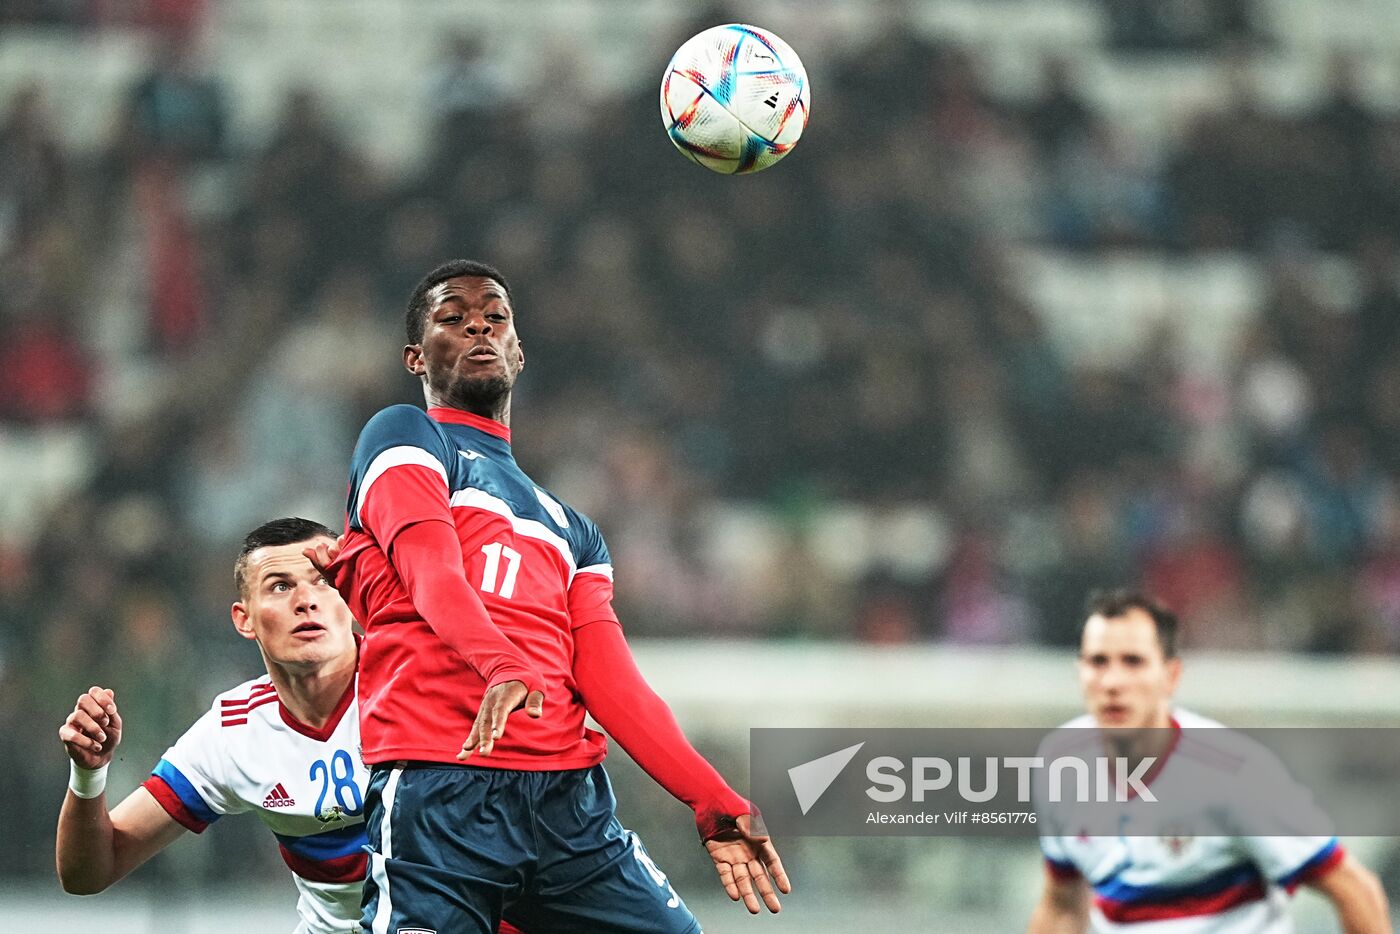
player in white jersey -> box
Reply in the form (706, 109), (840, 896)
(1029, 590), (1390, 934)
(56, 517), (367, 934)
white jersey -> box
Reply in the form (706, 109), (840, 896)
(1038, 709), (1342, 933)
(142, 674), (369, 934)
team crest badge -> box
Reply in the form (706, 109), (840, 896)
(1160, 832), (1194, 857)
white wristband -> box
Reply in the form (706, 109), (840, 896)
(68, 761), (109, 799)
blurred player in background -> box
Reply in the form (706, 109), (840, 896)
(314, 259), (789, 933)
(56, 517), (369, 933)
(1029, 589), (1389, 933)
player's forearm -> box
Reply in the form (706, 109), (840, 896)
(573, 621), (749, 838)
(1324, 858), (1392, 933)
(389, 520), (539, 689)
(1335, 890), (1391, 934)
(56, 792), (121, 894)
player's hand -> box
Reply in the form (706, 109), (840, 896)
(302, 534), (346, 584)
(59, 686), (123, 771)
(457, 680), (545, 759)
(704, 813), (791, 914)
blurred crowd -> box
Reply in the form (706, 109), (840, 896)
(3, 0), (1400, 879)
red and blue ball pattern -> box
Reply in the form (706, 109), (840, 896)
(660, 23), (810, 175)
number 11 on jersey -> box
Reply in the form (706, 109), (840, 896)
(480, 542), (521, 598)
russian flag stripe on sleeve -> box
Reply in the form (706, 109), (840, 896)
(1279, 839), (1343, 890)
(144, 759), (220, 832)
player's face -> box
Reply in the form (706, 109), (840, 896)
(231, 538), (356, 671)
(404, 275), (524, 412)
(1077, 609), (1181, 733)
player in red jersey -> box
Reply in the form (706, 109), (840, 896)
(313, 260), (788, 933)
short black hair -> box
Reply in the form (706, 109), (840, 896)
(234, 517), (337, 596)
(405, 259), (512, 345)
(1083, 588), (1180, 659)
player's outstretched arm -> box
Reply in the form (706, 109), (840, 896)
(1027, 872), (1089, 934)
(1309, 853), (1392, 934)
(56, 687), (187, 894)
(572, 620), (791, 913)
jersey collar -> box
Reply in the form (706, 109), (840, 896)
(427, 407), (511, 443)
(277, 636), (360, 743)
(279, 676), (356, 743)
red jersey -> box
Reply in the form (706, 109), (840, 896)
(335, 405), (618, 769)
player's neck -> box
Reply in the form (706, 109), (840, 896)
(1104, 714), (1176, 764)
(425, 389), (511, 428)
(265, 653), (356, 729)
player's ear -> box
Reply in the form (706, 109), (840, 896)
(516, 341), (524, 373)
(403, 344), (425, 377)
(231, 601), (257, 641)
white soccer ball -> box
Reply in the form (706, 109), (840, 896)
(660, 23), (810, 175)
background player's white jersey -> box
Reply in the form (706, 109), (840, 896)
(1038, 709), (1342, 933)
(141, 674), (369, 934)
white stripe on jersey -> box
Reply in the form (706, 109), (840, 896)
(357, 446), (449, 523)
(449, 486), (579, 581)
(369, 767), (403, 934)
(576, 563), (614, 581)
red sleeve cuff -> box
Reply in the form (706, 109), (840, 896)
(485, 666), (544, 695)
(697, 797), (761, 842)
(1045, 858), (1081, 881)
(141, 776), (210, 834)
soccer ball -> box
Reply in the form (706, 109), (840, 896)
(660, 24), (810, 175)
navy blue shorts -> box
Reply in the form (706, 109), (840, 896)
(360, 762), (702, 934)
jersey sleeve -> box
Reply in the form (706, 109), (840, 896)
(1225, 742), (1344, 887)
(140, 707), (249, 833)
(1038, 834), (1080, 880)
(1031, 744), (1080, 879)
(566, 510), (620, 632)
(346, 405), (457, 547)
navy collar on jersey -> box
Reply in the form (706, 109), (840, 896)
(428, 406), (511, 443)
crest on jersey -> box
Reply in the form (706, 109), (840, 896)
(1160, 829), (1195, 857)
(534, 488), (568, 527)
(317, 804), (347, 825)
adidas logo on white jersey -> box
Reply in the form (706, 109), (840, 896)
(262, 783), (296, 808)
